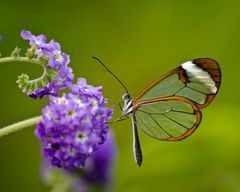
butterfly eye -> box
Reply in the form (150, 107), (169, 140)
(122, 93), (131, 100)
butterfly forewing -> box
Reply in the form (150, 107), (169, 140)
(133, 96), (202, 141)
(134, 58), (221, 108)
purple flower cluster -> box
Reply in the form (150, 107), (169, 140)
(18, 29), (116, 191)
(74, 132), (116, 192)
(35, 78), (113, 169)
(41, 132), (116, 192)
(21, 30), (74, 99)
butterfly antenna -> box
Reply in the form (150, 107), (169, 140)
(92, 57), (129, 94)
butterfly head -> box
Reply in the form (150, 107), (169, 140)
(122, 93), (133, 116)
(122, 93), (131, 101)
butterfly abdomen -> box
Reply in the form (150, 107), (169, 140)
(132, 113), (143, 167)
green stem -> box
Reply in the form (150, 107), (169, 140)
(50, 178), (72, 192)
(0, 56), (50, 92)
(0, 57), (45, 137)
(0, 56), (47, 82)
(0, 116), (42, 137)
(0, 56), (45, 66)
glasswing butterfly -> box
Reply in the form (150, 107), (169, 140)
(93, 57), (222, 167)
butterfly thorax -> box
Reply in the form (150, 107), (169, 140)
(122, 93), (133, 116)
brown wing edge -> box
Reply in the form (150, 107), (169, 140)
(133, 96), (202, 141)
(192, 58), (222, 109)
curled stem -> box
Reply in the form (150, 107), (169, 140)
(0, 56), (45, 66)
(0, 56), (53, 94)
(0, 116), (42, 137)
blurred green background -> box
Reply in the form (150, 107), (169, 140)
(0, 0), (239, 191)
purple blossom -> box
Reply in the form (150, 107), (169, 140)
(35, 78), (113, 169)
(21, 30), (47, 49)
(20, 30), (74, 99)
(46, 40), (70, 69)
(41, 132), (116, 192)
(74, 132), (116, 192)
(29, 66), (74, 99)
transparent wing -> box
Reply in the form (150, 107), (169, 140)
(134, 58), (221, 109)
(133, 96), (202, 141)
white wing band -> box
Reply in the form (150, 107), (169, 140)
(181, 61), (217, 93)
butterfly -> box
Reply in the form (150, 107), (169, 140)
(93, 57), (222, 167)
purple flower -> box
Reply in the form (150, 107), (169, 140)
(74, 132), (116, 192)
(35, 78), (113, 169)
(21, 30), (47, 49)
(20, 30), (74, 99)
(29, 66), (74, 99)
(41, 132), (116, 192)
(46, 40), (70, 68)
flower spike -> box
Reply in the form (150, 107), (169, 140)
(17, 30), (74, 99)
(35, 78), (113, 169)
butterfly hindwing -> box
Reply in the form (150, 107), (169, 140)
(133, 96), (202, 141)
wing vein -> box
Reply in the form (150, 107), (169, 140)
(163, 114), (189, 130)
(171, 109), (194, 115)
(137, 109), (171, 115)
(173, 86), (186, 96)
(149, 113), (173, 137)
(138, 108), (194, 115)
(135, 113), (157, 137)
(186, 85), (211, 95)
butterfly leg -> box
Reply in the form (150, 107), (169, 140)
(110, 101), (123, 111)
(107, 115), (129, 124)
